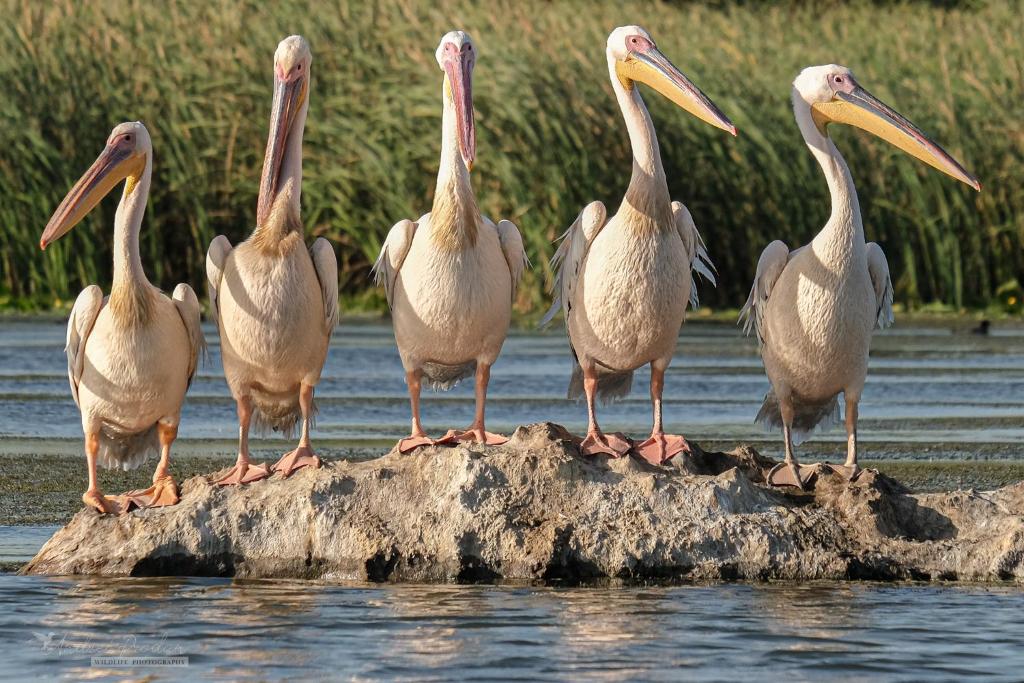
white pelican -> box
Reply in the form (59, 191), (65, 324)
(541, 26), (734, 464)
(373, 31), (527, 453)
(39, 121), (203, 514)
(740, 65), (980, 488)
(206, 35), (338, 484)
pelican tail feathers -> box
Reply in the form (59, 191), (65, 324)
(755, 390), (842, 446)
(567, 365), (634, 405)
(422, 361), (476, 392)
(96, 424), (159, 471)
(251, 392), (315, 439)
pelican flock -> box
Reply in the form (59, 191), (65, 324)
(206, 35), (338, 485)
(739, 65), (980, 489)
(36, 33), (985, 515)
(541, 26), (734, 464)
(373, 31), (527, 452)
(39, 122), (203, 514)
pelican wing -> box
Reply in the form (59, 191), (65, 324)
(495, 219), (529, 301)
(310, 237), (340, 337)
(372, 219), (417, 309)
(205, 234), (233, 325)
(171, 283), (205, 388)
(866, 242), (895, 330)
(65, 285), (104, 408)
(540, 201), (608, 327)
(672, 201), (717, 308)
(739, 240), (794, 346)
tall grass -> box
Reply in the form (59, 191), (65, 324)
(1, 0), (1021, 312)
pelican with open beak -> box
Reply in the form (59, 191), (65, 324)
(541, 25), (733, 464)
(740, 64), (980, 489)
(206, 36), (338, 486)
(373, 30), (527, 452)
(40, 121), (203, 514)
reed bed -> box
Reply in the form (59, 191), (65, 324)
(1, 0), (1020, 312)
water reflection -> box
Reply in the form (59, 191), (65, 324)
(1, 577), (1023, 681)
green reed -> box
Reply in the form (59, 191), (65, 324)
(1, 0), (1020, 313)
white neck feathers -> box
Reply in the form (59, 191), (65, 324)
(607, 54), (672, 233)
(793, 90), (864, 262)
(431, 75), (479, 250)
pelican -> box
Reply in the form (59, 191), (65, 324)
(373, 31), (527, 453)
(739, 65), (980, 488)
(206, 35), (338, 484)
(39, 121), (203, 514)
(540, 26), (734, 464)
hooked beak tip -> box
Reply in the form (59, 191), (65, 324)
(39, 240), (47, 251)
(728, 124), (738, 137)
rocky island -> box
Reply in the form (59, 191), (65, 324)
(22, 423), (1024, 582)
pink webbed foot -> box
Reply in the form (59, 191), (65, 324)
(121, 475), (181, 509)
(435, 428), (508, 447)
(828, 463), (863, 482)
(579, 431), (632, 458)
(766, 462), (828, 491)
(82, 490), (124, 515)
(214, 462), (270, 486)
(398, 435), (435, 454)
(272, 446), (321, 478)
(634, 433), (691, 465)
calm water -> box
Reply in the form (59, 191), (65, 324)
(0, 570), (1022, 681)
(1, 317), (1023, 454)
(1, 317), (1023, 680)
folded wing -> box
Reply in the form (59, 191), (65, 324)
(65, 286), (104, 407)
(739, 240), (794, 346)
(495, 219), (529, 302)
(371, 219), (417, 310)
(171, 283), (205, 388)
(540, 200), (608, 328)
(866, 242), (894, 330)
(672, 201), (716, 309)
(310, 237), (339, 337)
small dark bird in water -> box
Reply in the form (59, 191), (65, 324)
(971, 320), (991, 335)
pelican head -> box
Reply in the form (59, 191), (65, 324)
(607, 25), (736, 136)
(258, 35), (312, 226)
(793, 64), (979, 191)
(40, 121), (150, 250)
(435, 30), (476, 170)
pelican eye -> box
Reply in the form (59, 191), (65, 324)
(833, 75), (844, 84)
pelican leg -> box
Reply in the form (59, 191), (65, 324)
(81, 431), (121, 515)
(579, 365), (631, 457)
(398, 369), (433, 453)
(830, 398), (862, 482)
(272, 383), (322, 477)
(215, 395), (270, 486)
(766, 396), (814, 490)
(436, 363), (508, 446)
(121, 422), (181, 508)
(635, 364), (691, 465)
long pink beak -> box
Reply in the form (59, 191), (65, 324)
(444, 49), (475, 170)
(257, 70), (305, 226)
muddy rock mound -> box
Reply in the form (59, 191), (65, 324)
(23, 423), (1024, 582)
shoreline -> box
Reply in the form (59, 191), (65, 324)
(4, 448), (1024, 528)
